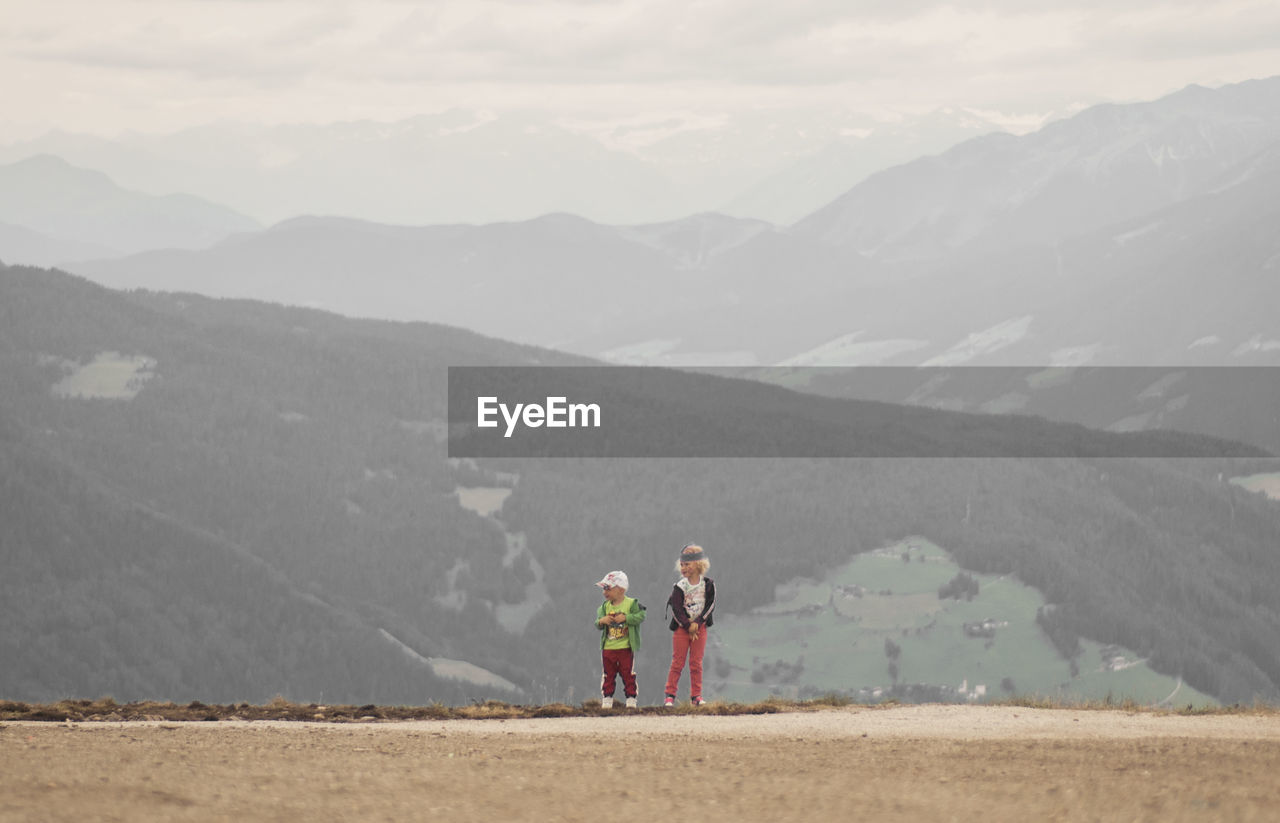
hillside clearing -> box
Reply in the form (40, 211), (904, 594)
(48, 351), (156, 399)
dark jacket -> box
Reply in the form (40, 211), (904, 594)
(667, 577), (716, 631)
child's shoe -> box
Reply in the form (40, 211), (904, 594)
(625, 697), (638, 709)
(601, 696), (613, 709)
(663, 695), (675, 708)
(691, 696), (705, 706)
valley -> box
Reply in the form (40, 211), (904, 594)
(710, 537), (1216, 707)
(5, 264), (1280, 709)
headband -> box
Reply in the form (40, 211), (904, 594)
(679, 550), (706, 563)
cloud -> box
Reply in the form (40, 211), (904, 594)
(12, 1), (1279, 86)
(1081, 3), (1280, 63)
(3, 0), (1280, 138)
(12, 7), (316, 82)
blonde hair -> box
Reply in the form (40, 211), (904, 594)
(675, 544), (710, 576)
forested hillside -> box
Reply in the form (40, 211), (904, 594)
(0, 265), (553, 703)
(0, 431), (484, 703)
(3, 264), (1280, 705)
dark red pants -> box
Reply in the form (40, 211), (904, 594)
(601, 648), (637, 698)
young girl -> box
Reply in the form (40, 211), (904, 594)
(664, 544), (716, 707)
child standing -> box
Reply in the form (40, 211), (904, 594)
(664, 544), (716, 707)
(594, 570), (645, 709)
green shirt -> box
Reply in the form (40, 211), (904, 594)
(595, 596), (645, 651)
(603, 601), (631, 649)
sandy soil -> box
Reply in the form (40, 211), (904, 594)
(4, 705), (1279, 822)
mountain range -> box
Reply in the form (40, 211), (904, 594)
(0, 108), (1013, 227)
(795, 78), (1280, 260)
(24, 76), (1275, 372)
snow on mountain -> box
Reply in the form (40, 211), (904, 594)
(921, 317), (1035, 366)
(778, 332), (930, 367)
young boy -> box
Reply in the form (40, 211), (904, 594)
(594, 570), (645, 709)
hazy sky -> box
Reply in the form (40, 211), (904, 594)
(4, 0), (1280, 141)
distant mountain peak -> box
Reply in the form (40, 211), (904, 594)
(3, 153), (116, 189)
(13, 152), (72, 168)
(0, 155), (262, 264)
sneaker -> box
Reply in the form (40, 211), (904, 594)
(625, 697), (637, 709)
(692, 696), (706, 707)
(663, 696), (675, 708)
(601, 696), (613, 709)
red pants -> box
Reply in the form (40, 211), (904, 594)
(665, 627), (708, 699)
(601, 648), (637, 698)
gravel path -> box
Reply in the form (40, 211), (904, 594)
(7, 706), (1280, 822)
(409, 704), (1280, 740)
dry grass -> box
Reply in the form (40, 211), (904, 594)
(2, 694), (1276, 723)
(991, 694), (1280, 716)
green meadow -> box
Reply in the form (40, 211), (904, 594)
(709, 537), (1216, 707)
(1230, 472), (1280, 501)
(50, 351), (156, 399)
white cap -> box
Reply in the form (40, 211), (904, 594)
(596, 571), (629, 590)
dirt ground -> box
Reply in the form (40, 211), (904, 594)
(4, 705), (1279, 822)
